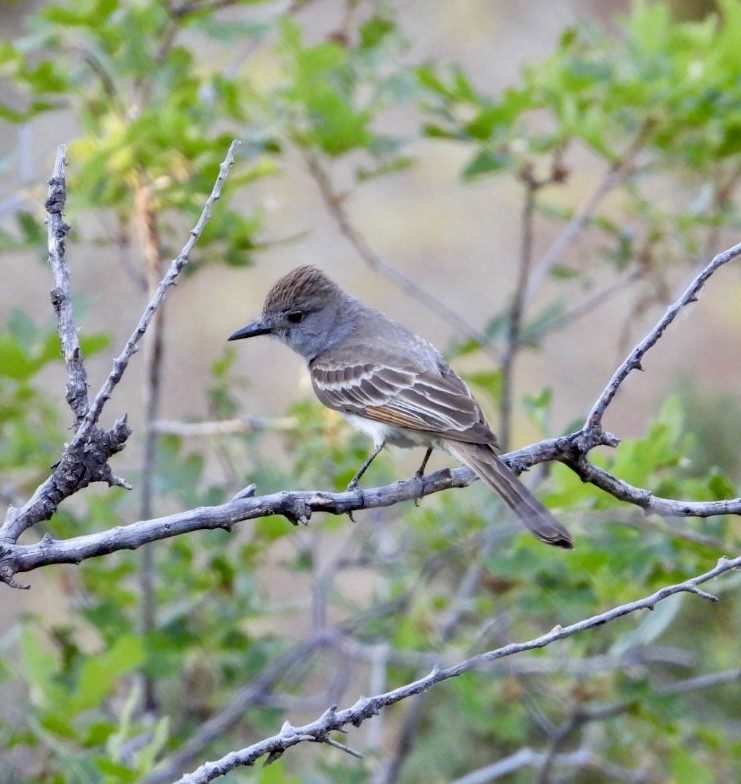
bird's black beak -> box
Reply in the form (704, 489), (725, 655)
(227, 318), (272, 341)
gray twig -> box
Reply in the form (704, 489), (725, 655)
(2, 431), (740, 584)
(584, 239), (741, 431)
(0, 140), (241, 556)
(75, 139), (241, 444)
(45, 146), (89, 421)
(657, 667), (741, 696)
(166, 554), (740, 784)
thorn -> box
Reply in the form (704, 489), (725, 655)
(283, 498), (311, 526)
(110, 474), (133, 491)
(602, 431), (621, 448)
(688, 585), (718, 603)
(264, 750), (283, 766)
(321, 736), (364, 759)
(320, 704), (338, 722)
(232, 483), (257, 501)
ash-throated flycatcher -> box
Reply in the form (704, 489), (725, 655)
(228, 265), (572, 549)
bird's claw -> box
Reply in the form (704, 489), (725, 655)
(346, 480), (362, 522)
(413, 470), (426, 508)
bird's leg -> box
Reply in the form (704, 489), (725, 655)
(347, 440), (385, 491)
(414, 448), (433, 479)
(412, 447), (433, 507)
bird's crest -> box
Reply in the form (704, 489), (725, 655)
(263, 265), (340, 315)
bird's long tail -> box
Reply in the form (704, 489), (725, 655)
(445, 442), (573, 549)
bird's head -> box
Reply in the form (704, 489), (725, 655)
(228, 265), (353, 360)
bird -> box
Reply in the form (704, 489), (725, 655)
(228, 265), (572, 549)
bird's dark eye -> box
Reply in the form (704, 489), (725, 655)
(286, 311), (304, 324)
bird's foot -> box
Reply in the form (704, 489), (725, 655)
(346, 479), (363, 522)
(412, 471), (425, 508)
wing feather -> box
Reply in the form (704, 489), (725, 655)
(310, 353), (496, 446)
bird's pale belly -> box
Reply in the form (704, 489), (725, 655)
(341, 413), (438, 450)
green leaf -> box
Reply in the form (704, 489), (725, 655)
(79, 332), (112, 357)
(19, 626), (64, 708)
(69, 635), (145, 714)
(0, 333), (37, 380)
(669, 747), (714, 784)
(359, 15), (395, 50)
(707, 470), (736, 499)
(462, 148), (511, 179)
(7, 309), (40, 349)
(522, 388), (553, 434)
(16, 211), (46, 245)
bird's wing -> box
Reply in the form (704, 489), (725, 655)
(310, 353), (497, 445)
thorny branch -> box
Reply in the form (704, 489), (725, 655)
(2, 423), (740, 584)
(584, 239), (741, 431)
(164, 554), (739, 784)
(45, 148), (89, 422)
(0, 140), (241, 568)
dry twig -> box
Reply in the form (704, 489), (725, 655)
(0, 140), (241, 574)
(166, 555), (739, 783)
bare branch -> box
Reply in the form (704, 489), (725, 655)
(563, 457), (741, 518)
(45, 145), (89, 421)
(657, 667), (741, 696)
(166, 555), (740, 784)
(152, 416), (298, 436)
(76, 139), (241, 442)
(0, 140), (241, 552)
(584, 239), (741, 431)
(2, 429), (739, 583)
